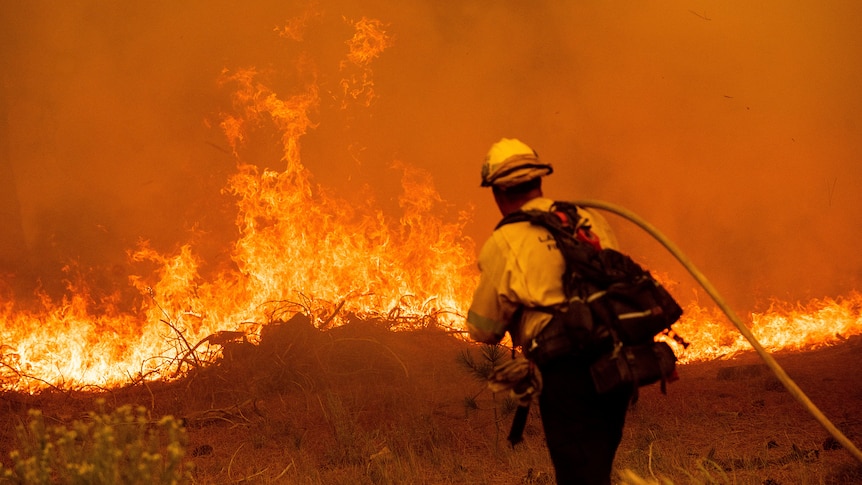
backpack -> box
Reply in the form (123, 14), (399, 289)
(497, 201), (686, 397)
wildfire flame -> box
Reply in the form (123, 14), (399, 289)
(0, 15), (476, 392)
(340, 16), (392, 107)
(0, 12), (860, 392)
(672, 292), (862, 363)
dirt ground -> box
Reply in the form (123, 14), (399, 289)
(1, 319), (860, 484)
(618, 334), (862, 484)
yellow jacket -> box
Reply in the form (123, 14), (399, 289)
(466, 197), (618, 347)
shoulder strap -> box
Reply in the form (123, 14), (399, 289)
(496, 201), (610, 297)
(495, 200), (581, 230)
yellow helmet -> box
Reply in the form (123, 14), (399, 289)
(481, 138), (553, 188)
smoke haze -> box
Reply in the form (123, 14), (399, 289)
(2, 1), (861, 313)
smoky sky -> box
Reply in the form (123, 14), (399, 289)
(1, 0), (861, 313)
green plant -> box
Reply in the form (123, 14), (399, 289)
(456, 344), (508, 382)
(457, 344), (521, 450)
(0, 400), (192, 485)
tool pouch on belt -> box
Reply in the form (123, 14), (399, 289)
(589, 275), (683, 345)
(525, 299), (613, 367)
(589, 341), (677, 395)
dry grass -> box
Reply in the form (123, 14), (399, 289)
(0, 317), (860, 484)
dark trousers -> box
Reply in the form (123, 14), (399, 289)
(538, 355), (633, 485)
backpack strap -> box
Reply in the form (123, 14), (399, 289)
(495, 200), (582, 230)
(549, 201), (602, 251)
(496, 200), (609, 298)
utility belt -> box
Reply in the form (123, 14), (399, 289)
(522, 300), (614, 368)
(522, 299), (679, 401)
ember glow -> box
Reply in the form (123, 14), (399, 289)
(2, 3), (862, 392)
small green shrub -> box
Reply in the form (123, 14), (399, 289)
(0, 400), (192, 485)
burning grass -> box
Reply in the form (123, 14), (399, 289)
(0, 317), (860, 484)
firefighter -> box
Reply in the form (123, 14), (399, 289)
(466, 138), (633, 485)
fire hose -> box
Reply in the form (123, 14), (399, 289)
(571, 199), (862, 465)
